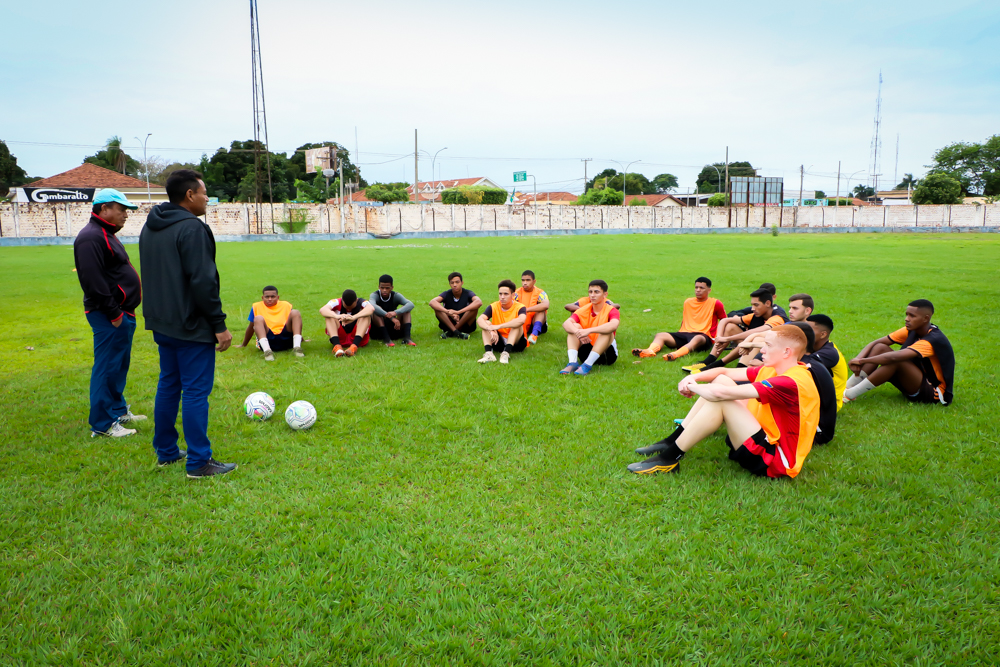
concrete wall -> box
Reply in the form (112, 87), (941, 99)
(1, 201), (997, 239)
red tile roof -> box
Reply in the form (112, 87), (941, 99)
(623, 194), (684, 206)
(517, 191), (578, 204)
(25, 163), (161, 189)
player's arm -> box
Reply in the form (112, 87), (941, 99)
(368, 292), (388, 318)
(564, 301), (582, 313)
(428, 295), (447, 313)
(319, 303), (342, 320)
(582, 318), (619, 335)
(349, 303), (375, 320)
(477, 312), (494, 330)
(238, 322), (254, 347)
(737, 331), (767, 350)
(854, 346), (920, 368)
(712, 315), (744, 341)
(526, 299), (549, 313)
(853, 335), (897, 361)
(562, 314), (583, 334)
(679, 371), (758, 402)
(723, 322), (773, 343)
(394, 293), (415, 315)
(458, 295), (483, 314)
(507, 308), (528, 330)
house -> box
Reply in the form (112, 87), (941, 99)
(406, 177), (503, 203)
(670, 192), (714, 207)
(13, 163), (168, 204)
(876, 189), (912, 206)
(516, 192), (579, 206)
(622, 194), (684, 207)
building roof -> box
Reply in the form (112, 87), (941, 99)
(623, 194), (684, 206)
(517, 191), (579, 204)
(407, 177), (501, 202)
(24, 163), (162, 190)
(876, 190), (912, 199)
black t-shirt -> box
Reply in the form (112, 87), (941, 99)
(804, 341), (840, 372)
(483, 304), (526, 319)
(439, 288), (476, 311)
(731, 304), (787, 320)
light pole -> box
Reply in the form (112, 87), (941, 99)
(610, 159), (641, 202)
(135, 133), (152, 202)
(709, 164), (722, 193)
(840, 169), (866, 205)
(528, 174), (538, 229)
(419, 147), (448, 200)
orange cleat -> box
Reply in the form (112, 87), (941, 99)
(331, 344), (344, 357)
(663, 352), (679, 361)
(632, 348), (656, 358)
(345, 344), (358, 357)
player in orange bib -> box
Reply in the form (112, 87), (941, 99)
(477, 280), (528, 364)
(629, 325), (820, 478)
(514, 270), (549, 345)
(237, 285), (304, 361)
(560, 279), (621, 376)
(632, 276), (725, 362)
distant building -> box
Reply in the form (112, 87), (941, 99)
(408, 177), (503, 203)
(622, 194), (684, 207)
(13, 163), (167, 204)
(516, 192), (579, 206)
(876, 189), (912, 206)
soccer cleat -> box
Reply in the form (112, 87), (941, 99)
(635, 438), (675, 456)
(263, 351), (275, 362)
(478, 351), (497, 363)
(293, 347), (305, 358)
(331, 344), (345, 357)
(440, 331), (451, 340)
(527, 334), (538, 345)
(456, 331), (470, 340)
(573, 363), (593, 376)
(404, 339), (417, 347)
(632, 348), (655, 358)
(186, 458), (238, 479)
(158, 450), (187, 467)
(559, 363), (579, 375)
(345, 344), (358, 357)
(118, 407), (146, 423)
(674, 418), (684, 425)
(92, 421), (137, 438)
(627, 455), (682, 474)
(499, 351), (510, 364)
(385, 340), (395, 347)
(663, 351), (682, 361)
(681, 362), (706, 374)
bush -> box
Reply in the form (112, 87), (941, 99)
(707, 193), (727, 207)
(827, 198), (853, 206)
(627, 198), (648, 206)
(441, 186), (508, 205)
(911, 172), (964, 205)
(365, 184), (409, 204)
(572, 187), (624, 206)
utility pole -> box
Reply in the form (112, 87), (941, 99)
(724, 146), (729, 202)
(836, 160), (841, 208)
(413, 129), (419, 205)
(894, 133), (899, 188)
(798, 164), (805, 206)
(581, 158), (592, 192)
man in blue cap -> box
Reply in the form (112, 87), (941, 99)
(73, 189), (149, 440)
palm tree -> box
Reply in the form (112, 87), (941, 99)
(105, 136), (127, 174)
(895, 173), (918, 190)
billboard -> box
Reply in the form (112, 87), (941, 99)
(729, 177), (783, 206)
(16, 187), (96, 203)
(305, 147), (334, 174)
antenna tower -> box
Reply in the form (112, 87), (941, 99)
(250, 0), (274, 232)
(868, 71), (883, 197)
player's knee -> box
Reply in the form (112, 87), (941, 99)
(289, 309), (300, 317)
(254, 315), (265, 323)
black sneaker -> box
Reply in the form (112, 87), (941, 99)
(186, 458), (238, 479)
(456, 331), (470, 340)
(158, 450), (187, 467)
(627, 454), (682, 474)
(635, 439), (673, 456)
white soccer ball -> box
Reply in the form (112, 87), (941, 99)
(244, 392), (276, 421)
(285, 400), (317, 430)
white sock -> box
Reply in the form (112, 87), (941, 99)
(844, 378), (875, 400)
(845, 370), (868, 389)
(568, 349), (579, 364)
(585, 351), (601, 366)
(293, 334), (302, 348)
(259, 338), (272, 353)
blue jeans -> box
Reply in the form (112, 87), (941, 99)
(152, 332), (216, 470)
(87, 312), (136, 433)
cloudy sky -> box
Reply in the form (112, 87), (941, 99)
(3, 0), (997, 195)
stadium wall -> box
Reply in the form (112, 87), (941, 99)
(1, 201), (998, 241)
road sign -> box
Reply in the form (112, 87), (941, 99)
(513, 171), (527, 183)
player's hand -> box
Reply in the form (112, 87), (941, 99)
(386, 311), (396, 319)
(392, 319), (401, 330)
(234, 344), (245, 348)
(489, 331), (499, 345)
(449, 311), (460, 322)
(111, 317), (122, 328)
(849, 358), (863, 373)
(678, 376), (697, 397)
(215, 330), (233, 352)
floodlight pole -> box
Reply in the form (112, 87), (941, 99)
(610, 159), (641, 203)
(529, 174), (537, 229)
(709, 165), (722, 193)
(135, 133), (152, 202)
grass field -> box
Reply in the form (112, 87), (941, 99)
(2, 232), (999, 665)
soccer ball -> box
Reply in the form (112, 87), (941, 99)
(285, 400), (317, 430)
(244, 392), (276, 421)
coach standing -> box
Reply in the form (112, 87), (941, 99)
(139, 169), (236, 478)
(74, 189), (144, 438)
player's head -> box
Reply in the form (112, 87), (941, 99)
(448, 272), (463, 292)
(759, 282), (777, 299)
(588, 279), (609, 304)
(761, 324), (809, 365)
(784, 321), (816, 354)
(498, 279), (516, 305)
(787, 293), (814, 322)
(905, 299), (934, 331)
(750, 287), (773, 316)
(378, 274), (394, 298)
(694, 277), (712, 299)
(341, 289), (358, 309)
(521, 270), (536, 290)
(166, 169), (208, 216)
(262, 285), (279, 306)
(91, 189), (135, 229)
(806, 314), (834, 348)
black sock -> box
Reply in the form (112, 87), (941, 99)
(329, 336), (340, 346)
(660, 442), (685, 461)
(700, 353), (718, 365)
(402, 322), (412, 339)
(379, 326), (391, 343)
(485, 345), (492, 353)
(504, 343), (513, 353)
(706, 358), (727, 370)
(353, 334), (363, 346)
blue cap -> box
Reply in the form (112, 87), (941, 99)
(93, 189), (138, 210)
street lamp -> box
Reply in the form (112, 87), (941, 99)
(610, 159), (641, 202)
(419, 147), (448, 199)
(135, 133), (152, 202)
(709, 164), (722, 193)
(839, 169), (866, 205)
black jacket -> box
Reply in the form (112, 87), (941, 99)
(73, 214), (142, 321)
(139, 203), (226, 343)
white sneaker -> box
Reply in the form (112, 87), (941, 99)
(499, 351), (510, 364)
(293, 347), (305, 358)
(92, 421), (137, 438)
(478, 351), (497, 363)
(264, 351), (275, 362)
(119, 408), (146, 423)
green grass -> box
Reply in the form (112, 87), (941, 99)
(2, 233), (999, 665)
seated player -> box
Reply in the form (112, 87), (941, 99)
(319, 289), (373, 357)
(805, 314), (849, 410)
(731, 293), (813, 368)
(727, 282), (788, 322)
(632, 276), (726, 362)
(684, 287), (787, 372)
(560, 280), (620, 376)
(237, 285), (304, 361)
(629, 325), (820, 478)
(784, 321), (837, 445)
(564, 295), (620, 312)
(429, 272), (482, 339)
(844, 299), (954, 405)
(477, 280), (528, 364)
(514, 270), (549, 345)
(369, 274), (416, 347)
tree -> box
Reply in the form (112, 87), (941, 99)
(927, 135), (1000, 195)
(585, 168), (617, 192)
(203, 140), (291, 202)
(84, 136), (141, 176)
(590, 171), (652, 195)
(911, 172), (963, 205)
(154, 161), (201, 185)
(294, 172), (335, 202)
(0, 140), (31, 197)
(895, 173), (918, 190)
(696, 161), (755, 194)
(651, 173), (678, 193)
(627, 198), (648, 206)
(573, 187), (624, 206)
(365, 184), (410, 204)
(852, 184), (875, 200)
(815, 190), (826, 199)
(707, 193), (727, 207)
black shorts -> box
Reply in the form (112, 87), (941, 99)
(372, 322), (406, 340)
(892, 365), (944, 404)
(668, 331), (710, 350)
(578, 342), (618, 366)
(490, 337), (528, 354)
(726, 432), (772, 477)
(261, 325), (294, 352)
(437, 311), (477, 334)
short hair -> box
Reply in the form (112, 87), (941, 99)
(759, 282), (777, 297)
(589, 279), (609, 293)
(695, 276), (712, 287)
(92, 203), (111, 215)
(341, 289), (357, 305)
(784, 321), (816, 354)
(909, 298), (934, 314)
(789, 293), (814, 310)
(521, 270), (535, 279)
(807, 314), (834, 332)
(750, 287), (773, 304)
(448, 271), (463, 282)
(498, 279), (516, 293)
(378, 274), (393, 285)
(165, 169), (204, 204)
(262, 285), (278, 294)
(773, 324), (808, 357)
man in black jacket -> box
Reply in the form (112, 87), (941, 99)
(139, 170), (236, 478)
(74, 189), (145, 439)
